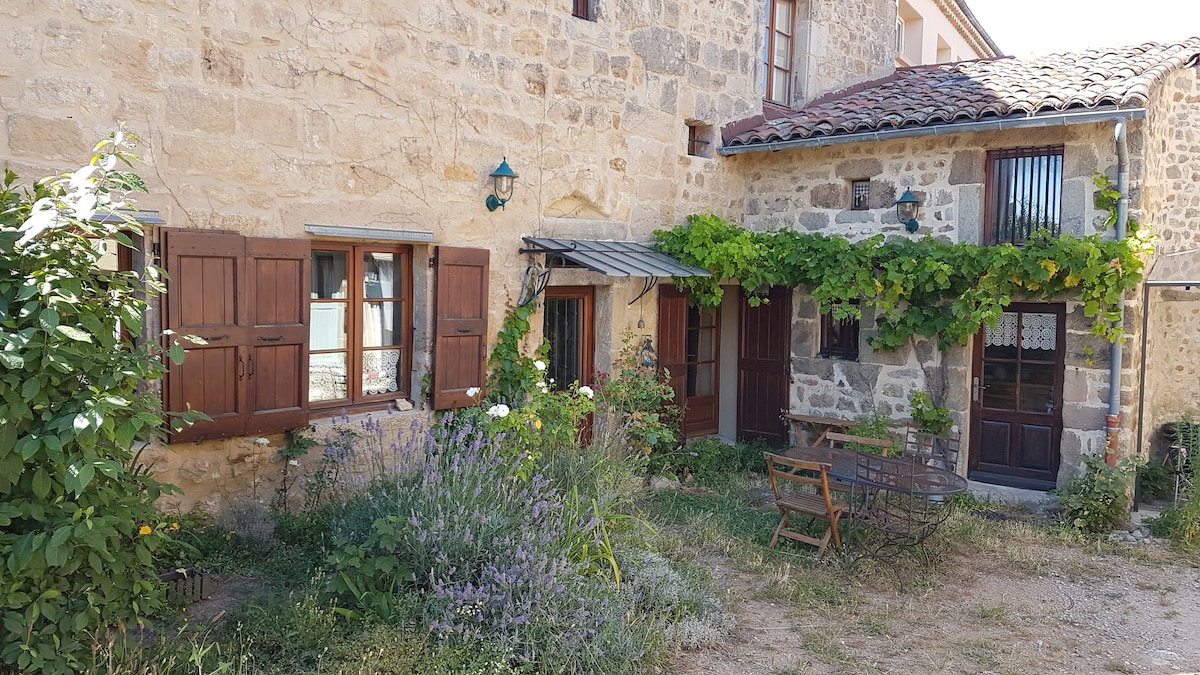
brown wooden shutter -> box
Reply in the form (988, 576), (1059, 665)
(163, 229), (247, 443)
(657, 285), (688, 412)
(244, 237), (310, 434)
(164, 231), (310, 442)
(432, 246), (489, 409)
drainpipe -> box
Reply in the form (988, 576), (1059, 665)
(1105, 121), (1130, 465)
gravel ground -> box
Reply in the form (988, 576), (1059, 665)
(675, 530), (1200, 674)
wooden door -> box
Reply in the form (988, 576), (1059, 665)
(543, 286), (594, 389)
(658, 286), (720, 437)
(737, 286), (791, 445)
(432, 246), (490, 409)
(969, 303), (1065, 490)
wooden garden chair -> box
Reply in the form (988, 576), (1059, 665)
(825, 432), (894, 456)
(763, 452), (847, 557)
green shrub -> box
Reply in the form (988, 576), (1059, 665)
(909, 391), (952, 436)
(648, 437), (766, 484)
(1058, 455), (1135, 533)
(1137, 458), (1175, 502)
(0, 132), (198, 672)
(846, 412), (899, 454)
(594, 334), (679, 457)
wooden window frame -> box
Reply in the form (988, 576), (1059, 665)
(309, 243), (413, 410)
(983, 145), (1065, 245)
(763, 0), (794, 104)
(572, 0), (593, 21)
(819, 301), (859, 361)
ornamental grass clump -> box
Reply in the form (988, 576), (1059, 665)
(326, 415), (667, 673)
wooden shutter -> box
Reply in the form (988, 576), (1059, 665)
(163, 230), (310, 442)
(244, 237), (310, 434)
(657, 285), (688, 412)
(432, 246), (489, 409)
(163, 229), (247, 443)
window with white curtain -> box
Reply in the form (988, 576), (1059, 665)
(310, 244), (412, 406)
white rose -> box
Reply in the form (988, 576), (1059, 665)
(486, 404), (511, 418)
(577, 386), (594, 399)
(534, 360), (546, 371)
(536, 381), (548, 391)
(466, 386), (481, 398)
(288, 459), (301, 466)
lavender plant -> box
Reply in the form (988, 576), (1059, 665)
(324, 415), (672, 672)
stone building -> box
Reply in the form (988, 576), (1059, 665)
(1, 0), (1196, 508)
(722, 40), (1200, 489)
(0, 0), (935, 510)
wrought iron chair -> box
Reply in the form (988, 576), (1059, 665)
(902, 428), (961, 473)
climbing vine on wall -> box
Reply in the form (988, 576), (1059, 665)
(655, 177), (1153, 351)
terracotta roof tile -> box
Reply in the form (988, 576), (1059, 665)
(727, 40), (1200, 147)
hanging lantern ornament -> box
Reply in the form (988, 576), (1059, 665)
(486, 157), (518, 211)
(896, 188), (921, 233)
(639, 337), (658, 369)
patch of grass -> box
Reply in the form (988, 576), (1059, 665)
(971, 603), (1011, 623)
(798, 628), (850, 664)
(855, 617), (890, 637)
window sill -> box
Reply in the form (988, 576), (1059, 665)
(307, 398), (424, 424)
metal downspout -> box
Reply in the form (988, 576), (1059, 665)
(1105, 120), (1130, 464)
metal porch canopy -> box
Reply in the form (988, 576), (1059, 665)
(519, 237), (711, 278)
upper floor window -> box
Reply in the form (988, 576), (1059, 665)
(762, 0), (794, 104)
(985, 146), (1064, 245)
(572, 0), (594, 21)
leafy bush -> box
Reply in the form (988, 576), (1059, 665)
(594, 334), (679, 457)
(846, 412), (899, 454)
(1058, 455), (1134, 533)
(648, 437), (767, 484)
(1137, 458), (1175, 502)
(909, 391), (952, 436)
(0, 132), (195, 672)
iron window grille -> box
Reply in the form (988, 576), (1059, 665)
(851, 180), (871, 210)
(985, 146), (1064, 245)
(820, 300), (860, 361)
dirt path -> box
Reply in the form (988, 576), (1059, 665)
(676, 542), (1200, 674)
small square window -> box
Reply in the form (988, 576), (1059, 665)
(572, 0), (594, 21)
(687, 122), (713, 158)
(851, 180), (870, 210)
(820, 300), (860, 361)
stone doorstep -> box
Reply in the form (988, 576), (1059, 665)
(966, 480), (1059, 510)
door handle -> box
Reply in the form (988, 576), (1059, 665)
(972, 377), (990, 402)
(200, 334), (229, 341)
(257, 335), (284, 342)
(247, 355), (255, 378)
(238, 355), (245, 380)
(456, 328), (472, 334)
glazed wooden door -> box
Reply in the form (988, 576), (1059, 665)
(543, 286), (594, 390)
(969, 303), (1065, 490)
(658, 286), (720, 437)
(737, 286), (791, 445)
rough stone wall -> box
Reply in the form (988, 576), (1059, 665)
(0, 0), (762, 511)
(732, 123), (1129, 485)
(1138, 66), (1200, 457)
(799, 0), (897, 103)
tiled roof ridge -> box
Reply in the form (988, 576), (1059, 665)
(728, 39), (1200, 148)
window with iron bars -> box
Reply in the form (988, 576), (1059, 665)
(985, 146), (1064, 245)
(819, 300), (859, 361)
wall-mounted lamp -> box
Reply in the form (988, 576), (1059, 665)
(639, 337), (658, 370)
(485, 157), (518, 211)
(895, 188), (921, 233)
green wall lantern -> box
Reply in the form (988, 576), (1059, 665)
(486, 157), (518, 211)
(896, 188), (921, 233)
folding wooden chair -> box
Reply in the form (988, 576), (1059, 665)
(825, 432), (894, 456)
(763, 452), (847, 557)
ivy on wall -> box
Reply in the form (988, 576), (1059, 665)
(654, 177), (1153, 351)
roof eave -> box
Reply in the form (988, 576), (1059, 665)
(718, 107), (1148, 156)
